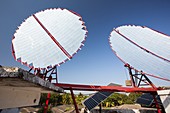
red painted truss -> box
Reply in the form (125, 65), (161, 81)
(55, 83), (159, 93)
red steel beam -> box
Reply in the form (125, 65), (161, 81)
(44, 93), (51, 113)
(55, 83), (158, 93)
(70, 88), (79, 113)
(152, 94), (162, 113)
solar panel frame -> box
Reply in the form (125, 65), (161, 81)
(83, 91), (114, 111)
(136, 93), (162, 107)
(82, 83), (120, 111)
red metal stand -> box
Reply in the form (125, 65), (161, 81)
(70, 88), (79, 113)
(125, 64), (162, 113)
(30, 63), (164, 113)
(45, 66), (58, 113)
(31, 66), (58, 113)
(44, 93), (51, 113)
(125, 63), (157, 89)
(55, 83), (157, 92)
(152, 93), (161, 113)
(33, 66), (81, 113)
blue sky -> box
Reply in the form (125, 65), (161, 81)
(0, 0), (170, 87)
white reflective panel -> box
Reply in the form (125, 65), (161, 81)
(12, 8), (87, 68)
(116, 25), (170, 61)
(109, 25), (170, 79)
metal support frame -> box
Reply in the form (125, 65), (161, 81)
(29, 63), (165, 113)
(44, 66), (58, 113)
(30, 66), (58, 113)
(70, 88), (79, 113)
(152, 93), (162, 113)
(55, 83), (162, 112)
(33, 67), (80, 113)
(99, 104), (102, 113)
(55, 83), (157, 92)
(32, 67), (80, 113)
(44, 93), (51, 113)
(31, 66), (58, 83)
(125, 63), (157, 89)
(125, 63), (163, 113)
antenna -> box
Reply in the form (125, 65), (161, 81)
(109, 25), (170, 88)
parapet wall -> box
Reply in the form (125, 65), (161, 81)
(0, 66), (63, 109)
(0, 66), (63, 92)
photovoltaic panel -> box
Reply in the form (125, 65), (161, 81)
(82, 83), (120, 111)
(12, 8), (87, 69)
(83, 91), (113, 111)
(109, 25), (170, 81)
(136, 93), (162, 107)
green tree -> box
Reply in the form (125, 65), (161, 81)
(56, 94), (63, 105)
(49, 93), (63, 106)
(103, 93), (126, 107)
(102, 92), (141, 107)
(62, 93), (72, 104)
(126, 92), (142, 104)
(39, 93), (63, 106)
(76, 92), (88, 105)
(39, 93), (47, 106)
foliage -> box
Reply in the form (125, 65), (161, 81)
(39, 92), (142, 109)
(62, 93), (72, 104)
(103, 93), (125, 107)
(75, 92), (88, 105)
(39, 93), (47, 106)
(39, 93), (63, 106)
(49, 93), (63, 105)
(103, 92), (142, 107)
(39, 92), (88, 107)
(127, 92), (142, 104)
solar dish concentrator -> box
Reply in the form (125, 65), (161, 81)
(109, 25), (170, 81)
(12, 8), (87, 69)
